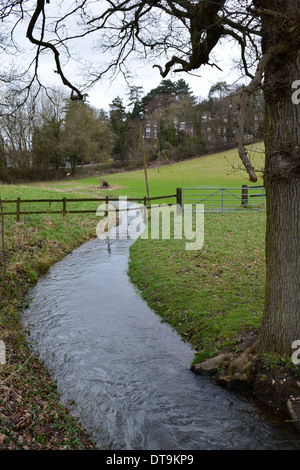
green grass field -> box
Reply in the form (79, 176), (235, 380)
(129, 210), (266, 364)
(99, 141), (264, 197)
(0, 142), (265, 205)
(0, 141), (266, 361)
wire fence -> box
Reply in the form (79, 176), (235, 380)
(181, 185), (265, 213)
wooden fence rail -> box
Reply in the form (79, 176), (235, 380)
(0, 192), (180, 222)
(0, 185), (265, 220)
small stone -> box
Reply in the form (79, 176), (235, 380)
(287, 398), (300, 432)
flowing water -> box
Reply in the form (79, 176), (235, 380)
(22, 206), (300, 450)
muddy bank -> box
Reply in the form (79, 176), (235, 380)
(191, 332), (300, 435)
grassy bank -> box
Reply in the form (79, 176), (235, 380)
(0, 208), (100, 448)
(128, 210), (266, 365)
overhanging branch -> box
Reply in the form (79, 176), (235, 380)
(26, 0), (83, 100)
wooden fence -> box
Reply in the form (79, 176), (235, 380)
(0, 185), (265, 221)
(0, 192), (180, 222)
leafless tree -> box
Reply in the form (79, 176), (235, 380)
(5, 1), (263, 173)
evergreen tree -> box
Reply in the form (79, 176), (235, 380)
(109, 96), (131, 161)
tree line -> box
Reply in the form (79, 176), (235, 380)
(0, 88), (111, 182)
(0, 78), (264, 182)
(106, 78), (264, 168)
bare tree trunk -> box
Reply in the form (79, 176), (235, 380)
(255, 0), (300, 355)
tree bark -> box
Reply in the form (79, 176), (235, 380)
(255, 0), (300, 355)
(258, 179), (300, 353)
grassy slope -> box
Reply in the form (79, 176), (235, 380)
(129, 211), (266, 364)
(8, 142), (264, 200)
(99, 142), (265, 196)
(0, 142), (265, 448)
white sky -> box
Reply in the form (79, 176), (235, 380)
(34, 39), (244, 111)
(10, 2), (246, 112)
(87, 45), (243, 111)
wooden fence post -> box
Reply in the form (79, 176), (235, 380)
(16, 197), (20, 222)
(176, 188), (182, 206)
(62, 197), (67, 217)
(105, 195), (109, 217)
(241, 185), (248, 206)
(143, 196), (147, 220)
(140, 124), (150, 201)
(176, 187), (182, 214)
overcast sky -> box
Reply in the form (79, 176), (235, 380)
(11, 2), (245, 112)
(34, 38), (244, 111)
(87, 41), (243, 111)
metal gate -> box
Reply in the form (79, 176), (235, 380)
(181, 186), (265, 213)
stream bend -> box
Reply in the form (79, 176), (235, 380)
(23, 207), (300, 450)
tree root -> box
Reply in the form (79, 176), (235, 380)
(192, 344), (258, 391)
(192, 343), (300, 433)
(218, 347), (257, 390)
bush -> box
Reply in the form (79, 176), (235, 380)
(0, 168), (66, 183)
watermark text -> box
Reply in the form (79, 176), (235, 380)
(0, 340), (6, 365)
(96, 197), (204, 251)
(291, 340), (300, 364)
(292, 80), (300, 104)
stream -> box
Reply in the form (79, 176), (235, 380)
(22, 205), (300, 450)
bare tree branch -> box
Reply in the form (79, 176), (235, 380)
(26, 0), (83, 100)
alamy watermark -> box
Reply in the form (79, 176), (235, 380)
(290, 82), (300, 364)
(291, 80), (300, 104)
(291, 340), (300, 365)
(95, 196), (204, 251)
(0, 340), (6, 365)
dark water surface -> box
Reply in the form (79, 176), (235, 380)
(22, 210), (300, 450)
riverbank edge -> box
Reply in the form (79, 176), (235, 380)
(0, 216), (99, 450)
(190, 339), (300, 433)
(127, 245), (300, 436)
